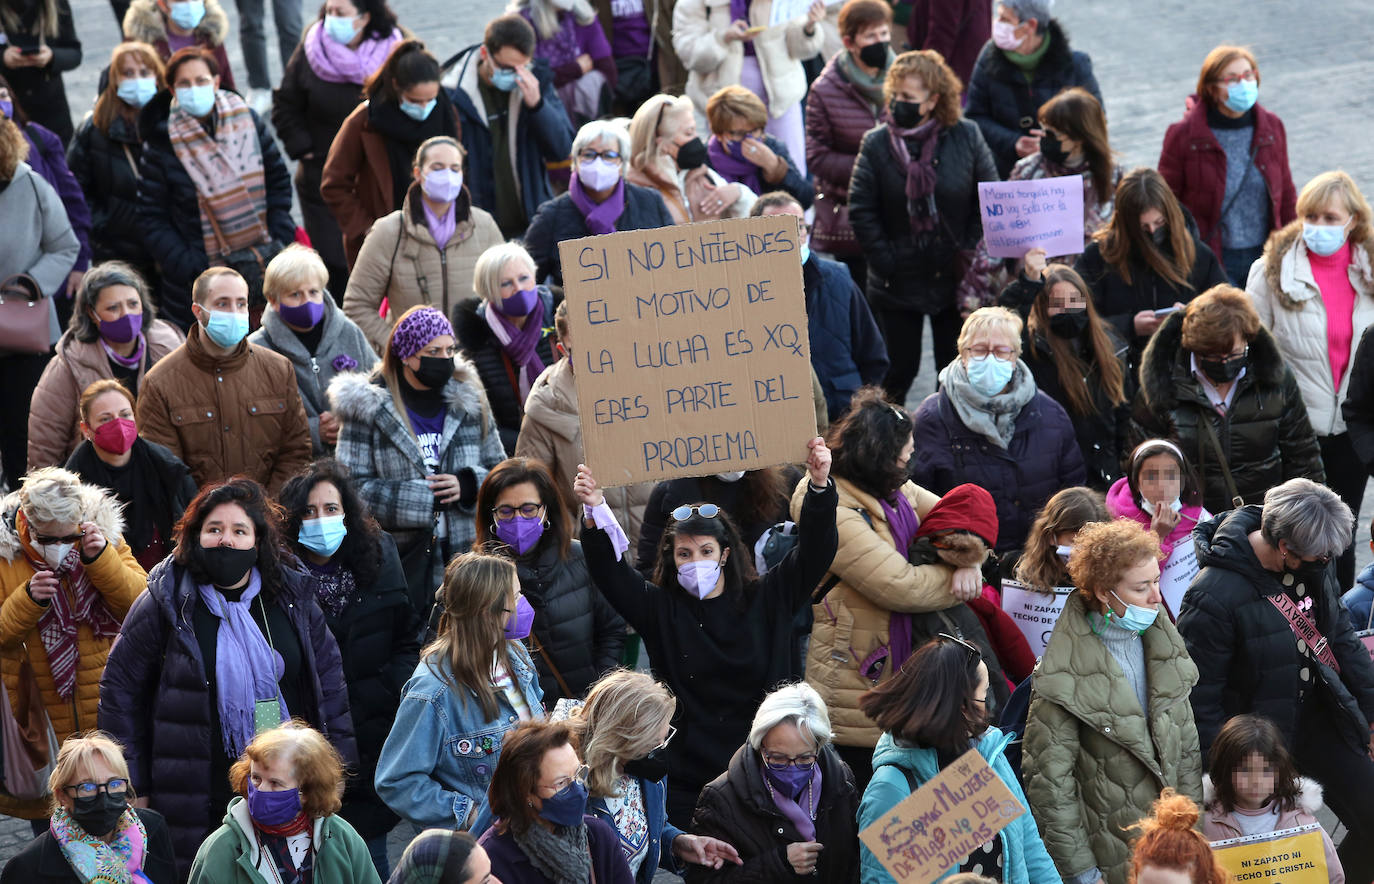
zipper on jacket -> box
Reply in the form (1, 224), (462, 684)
(310, 356), (324, 405)
(439, 248), (449, 313)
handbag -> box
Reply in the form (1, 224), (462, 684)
(811, 188), (859, 257)
(0, 649), (59, 799)
(199, 198), (284, 309)
(0, 273), (51, 355)
(400, 512), (443, 629)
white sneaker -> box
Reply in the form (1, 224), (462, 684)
(246, 88), (273, 116)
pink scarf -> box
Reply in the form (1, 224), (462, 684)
(303, 20), (403, 85)
(167, 90), (270, 257)
(885, 116), (941, 233)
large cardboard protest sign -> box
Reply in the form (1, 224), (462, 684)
(559, 216), (816, 487)
(860, 749), (1025, 884)
(1210, 825), (1328, 884)
(1158, 537), (1199, 620)
(978, 176), (1085, 259)
(1001, 580), (1072, 658)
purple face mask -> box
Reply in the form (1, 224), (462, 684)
(493, 514), (545, 556)
(278, 298), (325, 330)
(246, 780), (302, 826)
(676, 560), (722, 600)
(98, 311), (144, 344)
(495, 287), (539, 318)
(504, 594), (535, 640)
(764, 762), (814, 800)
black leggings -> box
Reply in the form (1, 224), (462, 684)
(1317, 432), (1366, 591)
(1292, 699), (1374, 884)
(873, 305), (961, 406)
(0, 353), (51, 489)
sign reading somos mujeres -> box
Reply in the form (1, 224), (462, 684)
(558, 215), (817, 487)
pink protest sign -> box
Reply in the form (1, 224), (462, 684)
(977, 175), (1085, 259)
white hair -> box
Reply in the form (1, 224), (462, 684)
(19, 467), (84, 526)
(473, 242), (537, 302)
(1001, 0), (1053, 30)
(572, 119), (631, 165)
(748, 682), (832, 751)
(1260, 478), (1354, 559)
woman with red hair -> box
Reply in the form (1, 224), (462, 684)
(1128, 789), (1226, 884)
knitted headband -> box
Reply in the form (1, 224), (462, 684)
(1131, 439), (1185, 472)
(391, 307), (454, 361)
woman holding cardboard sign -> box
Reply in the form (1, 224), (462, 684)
(574, 437), (836, 828)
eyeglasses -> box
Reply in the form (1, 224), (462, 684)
(761, 750), (818, 771)
(492, 503), (544, 521)
(577, 149), (623, 165)
(652, 725), (677, 752)
(1204, 345), (1249, 362)
(542, 764), (591, 795)
(1215, 70), (1257, 86)
(937, 632), (981, 663)
(62, 778), (128, 799)
(671, 503), (720, 521)
(963, 344), (1016, 361)
(33, 530), (84, 545)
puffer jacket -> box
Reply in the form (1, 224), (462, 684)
(1246, 221), (1374, 437)
(0, 487), (145, 819)
(22, 121), (90, 278)
(1103, 477), (1207, 562)
(862, 728), (1057, 884)
(910, 383), (1087, 553)
(804, 52), (880, 258)
(135, 324), (313, 494)
(686, 741), (859, 884)
(27, 322), (184, 470)
(847, 120), (998, 314)
(1344, 324), (1374, 474)
(1201, 776), (1344, 884)
(522, 184), (675, 286)
(671, 0), (823, 124)
(0, 0), (80, 144)
(512, 536), (625, 705)
(1023, 590), (1202, 884)
(67, 111), (157, 271)
(1177, 506), (1374, 760)
(452, 292), (557, 454)
(1131, 311), (1325, 512)
(514, 356), (653, 549)
(342, 185), (504, 353)
(963, 20), (1102, 177)
(97, 557), (358, 878)
(248, 296), (379, 452)
(793, 477), (958, 749)
(122, 0), (236, 91)
(271, 23), (378, 164)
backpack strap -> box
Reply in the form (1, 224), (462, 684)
(875, 762), (920, 795)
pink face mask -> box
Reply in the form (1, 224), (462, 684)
(91, 417), (138, 455)
(676, 560), (722, 599)
(991, 20), (1022, 50)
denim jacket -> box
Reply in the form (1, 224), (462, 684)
(375, 642), (545, 830)
(588, 776), (685, 884)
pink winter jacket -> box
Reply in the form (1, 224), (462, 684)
(1202, 775), (1344, 884)
(1104, 476), (1209, 560)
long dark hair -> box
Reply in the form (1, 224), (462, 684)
(828, 386), (912, 499)
(859, 637), (986, 755)
(314, 0), (398, 40)
(174, 478), (290, 600)
(1095, 167), (1196, 290)
(651, 507), (755, 603)
(1024, 264), (1125, 416)
(473, 457), (573, 559)
(1038, 87), (1114, 204)
(364, 39), (439, 104)
(277, 458), (383, 590)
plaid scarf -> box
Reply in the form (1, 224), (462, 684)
(167, 89), (271, 258)
(50, 806), (148, 884)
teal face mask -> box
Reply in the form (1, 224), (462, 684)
(1110, 590), (1159, 634)
(1223, 79), (1258, 115)
(399, 98), (436, 121)
(489, 67), (518, 91)
(202, 309), (249, 348)
(298, 515), (347, 557)
(176, 84), (216, 118)
(966, 354), (1015, 397)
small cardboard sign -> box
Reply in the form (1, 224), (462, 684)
(977, 176), (1085, 259)
(558, 216), (817, 487)
(1000, 580), (1072, 658)
(1158, 536), (1200, 620)
(1210, 825), (1328, 884)
(768, 0), (843, 27)
(859, 749), (1025, 884)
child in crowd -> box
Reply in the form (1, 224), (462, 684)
(1128, 789), (1227, 884)
(1341, 515), (1374, 630)
(1009, 485), (1107, 592)
(1202, 714), (1345, 884)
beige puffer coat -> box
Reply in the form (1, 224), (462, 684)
(342, 186), (504, 353)
(1023, 590), (1203, 884)
(1246, 221), (1374, 437)
(792, 476), (957, 749)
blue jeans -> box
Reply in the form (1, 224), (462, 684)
(232, 0), (302, 89)
(1221, 245), (1264, 287)
(366, 834), (390, 880)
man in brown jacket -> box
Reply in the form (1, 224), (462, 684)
(136, 268), (312, 494)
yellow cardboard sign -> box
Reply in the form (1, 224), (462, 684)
(1210, 826), (1327, 884)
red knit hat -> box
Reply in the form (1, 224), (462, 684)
(913, 483), (999, 549)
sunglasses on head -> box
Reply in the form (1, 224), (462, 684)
(937, 632), (981, 663)
(671, 503), (720, 521)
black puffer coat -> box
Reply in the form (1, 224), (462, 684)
(97, 557), (357, 878)
(66, 111), (156, 273)
(451, 292), (557, 454)
(1178, 506), (1374, 760)
(513, 536), (626, 705)
(686, 742), (859, 884)
(271, 36), (368, 163)
(1132, 311), (1324, 513)
(847, 119), (998, 315)
(523, 183), (675, 286)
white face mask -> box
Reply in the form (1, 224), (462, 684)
(1139, 497), (1183, 517)
(1054, 544), (1072, 562)
(715, 471), (746, 483)
(40, 542), (74, 570)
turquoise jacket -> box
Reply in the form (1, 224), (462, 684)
(859, 727), (1062, 884)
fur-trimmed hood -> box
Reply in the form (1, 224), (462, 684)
(1260, 220), (1374, 310)
(326, 358), (490, 427)
(1201, 773), (1326, 816)
(123, 0), (230, 47)
(909, 531), (990, 570)
(0, 484), (126, 564)
(1138, 309), (1287, 412)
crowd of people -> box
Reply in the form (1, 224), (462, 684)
(1, 0), (1374, 882)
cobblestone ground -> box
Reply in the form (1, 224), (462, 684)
(1, 0), (1363, 869)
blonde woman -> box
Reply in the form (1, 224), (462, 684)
(1, 732), (176, 883)
(374, 552), (543, 831)
(626, 93), (754, 225)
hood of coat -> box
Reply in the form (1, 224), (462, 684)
(1192, 505), (1278, 590)
(55, 322), (184, 376)
(914, 530), (990, 570)
(1261, 220), (1374, 310)
(123, 0), (231, 46)
(869, 727), (1012, 781)
(1201, 773), (1326, 817)
(524, 357), (580, 443)
(0, 484), (126, 563)
(1138, 309), (1286, 413)
(326, 358), (490, 426)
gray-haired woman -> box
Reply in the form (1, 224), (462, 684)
(1179, 477), (1374, 882)
(522, 120), (675, 287)
(687, 682), (859, 883)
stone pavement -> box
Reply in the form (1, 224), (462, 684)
(2, 0), (1366, 870)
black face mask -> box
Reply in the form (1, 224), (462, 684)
(1283, 551), (1329, 589)
(1039, 130), (1069, 166)
(1049, 309), (1089, 339)
(890, 99), (924, 129)
(70, 791), (129, 836)
(200, 544), (259, 588)
(414, 355), (454, 389)
(622, 746), (670, 783)
(675, 136), (708, 171)
(1198, 352), (1246, 384)
(1150, 225), (1169, 247)
(857, 40), (889, 70)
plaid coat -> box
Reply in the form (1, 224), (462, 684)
(328, 362), (507, 578)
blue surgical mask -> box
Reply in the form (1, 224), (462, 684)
(168, 0), (206, 29)
(799, 240), (810, 264)
(1223, 79), (1258, 115)
(489, 66), (518, 92)
(175, 84), (216, 118)
(1303, 222), (1349, 257)
(298, 515), (346, 557)
(965, 354), (1015, 397)
(399, 98), (436, 121)
(1109, 590), (1159, 634)
(117, 76), (158, 108)
(538, 780), (589, 828)
(323, 13), (358, 44)
(201, 308), (249, 348)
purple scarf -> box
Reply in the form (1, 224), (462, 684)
(568, 172), (625, 235)
(879, 492), (922, 670)
(885, 116), (941, 233)
(762, 760), (822, 841)
(303, 20), (402, 85)
(706, 134), (763, 195)
(101, 334), (146, 369)
(482, 299), (546, 401)
(422, 198), (456, 248)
